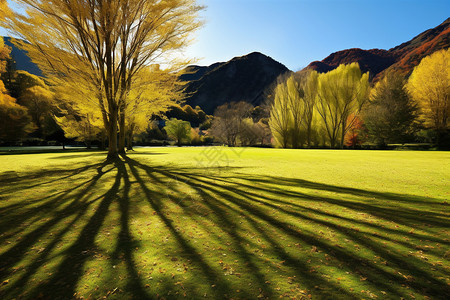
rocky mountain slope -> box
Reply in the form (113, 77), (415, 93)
(307, 18), (450, 79)
(181, 52), (289, 114)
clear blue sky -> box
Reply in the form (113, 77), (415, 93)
(184, 0), (449, 70)
(2, 0), (449, 71)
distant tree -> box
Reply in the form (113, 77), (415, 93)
(0, 38), (33, 141)
(164, 118), (192, 146)
(20, 82), (54, 137)
(363, 71), (419, 146)
(407, 49), (449, 145)
(183, 105), (198, 124)
(210, 101), (253, 146)
(344, 114), (365, 148)
(299, 70), (319, 147)
(195, 106), (207, 124)
(0, 34), (9, 74)
(239, 118), (260, 146)
(199, 115), (213, 130)
(55, 113), (103, 149)
(268, 71), (318, 148)
(240, 119), (271, 146)
(317, 63), (369, 148)
(268, 74), (295, 148)
(0, 80), (34, 141)
(166, 104), (207, 127)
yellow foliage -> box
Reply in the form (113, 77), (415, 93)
(317, 62), (369, 148)
(407, 48), (450, 131)
(2, 0), (203, 156)
(0, 36), (10, 74)
(269, 70), (321, 148)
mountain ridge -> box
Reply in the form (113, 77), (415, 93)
(306, 18), (450, 79)
(182, 52), (289, 114)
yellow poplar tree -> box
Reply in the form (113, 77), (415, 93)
(269, 74), (296, 148)
(2, 0), (203, 159)
(268, 71), (319, 148)
(316, 63), (369, 148)
(407, 48), (450, 144)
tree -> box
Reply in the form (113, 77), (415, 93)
(316, 63), (369, 148)
(344, 113), (365, 148)
(210, 101), (253, 146)
(268, 74), (295, 148)
(0, 37), (34, 141)
(407, 48), (450, 145)
(0, 80), (34, 141)
(363, 71), (419, 146)
(299, 70), (319, 147)
(19, 75), (54, 137)
(2, 0), (203, 159)
(164, 118), (191, 146)
(268, 71), (318, 148)
(55, 113), (103, 149)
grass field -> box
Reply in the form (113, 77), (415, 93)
(0, 147), (449, 299)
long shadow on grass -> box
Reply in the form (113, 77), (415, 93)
(0, 154), (448, 299)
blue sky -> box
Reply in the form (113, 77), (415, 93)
(2, 0), (449, 71)
(184, 0), (449, 70)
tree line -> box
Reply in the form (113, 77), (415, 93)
(267, 49), (449, 149)
(202, 49), (448, 149)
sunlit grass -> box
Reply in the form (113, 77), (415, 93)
(0, 147), (449, 299)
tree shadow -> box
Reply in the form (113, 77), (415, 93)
(0, 154), (448, 299)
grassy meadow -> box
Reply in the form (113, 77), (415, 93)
(0, 147), (449, 299)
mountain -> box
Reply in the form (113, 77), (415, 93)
(2, 37), (42, 76)
(307, 18), (450, 80)
(181, 52), (289, 114)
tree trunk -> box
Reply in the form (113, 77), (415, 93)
(306, 122), (312, 148)
(107, 112), (118, 160)
(118, 111), (126, 155)
(127, 126), (134, 151)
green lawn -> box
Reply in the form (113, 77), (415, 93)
(0, 147), (449, 299)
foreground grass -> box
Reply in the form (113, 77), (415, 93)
(0, 147), (449, 299)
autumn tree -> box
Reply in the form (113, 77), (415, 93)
(17, 72), (54, 137)
(363, 71), (419, 146)
(344, 113), (365, 148)
(0, 37), (33, 141)
(268, 71), (319, 148)
(2, 0), (203, 159)
(407, 48), (450, 145)
(55, 114), (103, 149)
(164, 118), (191, 146)
(302, 70), (319, 147)
(268, 74), (295, 148)
(316, 63), (369, 148)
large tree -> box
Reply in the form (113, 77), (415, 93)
(363, 71), (419, 146)
(268, 71), (319, 148)
(316, 63), (369, 148)
(407, 48), (450, 145)
(268, 74), (296, 148)
(2, 0), (203, 159)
